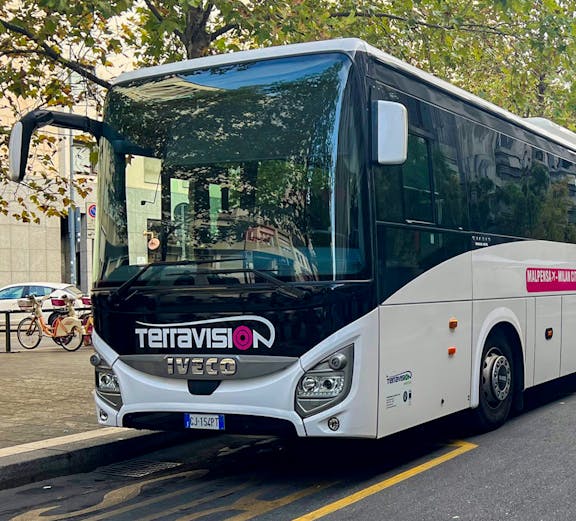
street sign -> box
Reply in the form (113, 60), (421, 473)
(87, 203), (96, 219)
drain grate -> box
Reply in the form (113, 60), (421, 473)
(99, 459), (183, 478)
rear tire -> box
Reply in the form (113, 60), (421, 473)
(17, 317), (42, 349)
(53, 335), (70, 346)
(60, 326), (83, 352)
(472, 335), (514, 432)
(48, 311), (65, 327)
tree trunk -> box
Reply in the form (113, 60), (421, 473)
(183, 5), (213, 59)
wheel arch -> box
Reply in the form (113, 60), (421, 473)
(471, 308), (525, 410)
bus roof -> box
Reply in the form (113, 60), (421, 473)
(113, 38), (576, 153)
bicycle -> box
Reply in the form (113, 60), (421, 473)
(48, 295), (93, 345)
(16, 294), (85, 351)
(79, 295), (93, 346)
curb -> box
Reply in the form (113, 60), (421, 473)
(0, 428), (191, 491)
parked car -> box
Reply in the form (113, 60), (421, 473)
(0, 282), (83, 330)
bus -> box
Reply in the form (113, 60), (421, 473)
(9, 38), (576, 438)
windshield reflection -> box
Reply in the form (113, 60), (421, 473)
(95, 53), (364, 285)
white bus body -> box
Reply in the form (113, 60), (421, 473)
(9, 38), (576, 437)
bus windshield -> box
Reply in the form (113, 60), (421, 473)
(95, 53), (365, 285)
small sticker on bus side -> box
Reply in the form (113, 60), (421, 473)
(385, 370), (414, 408)
(386, 370), (413, 385)
(385, 389), (413, 409)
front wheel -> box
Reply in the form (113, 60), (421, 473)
(472, 336), (514, 431)
(17, 317), (42, 349)
(59, 326), (84, 352)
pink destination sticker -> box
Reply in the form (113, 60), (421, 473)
(526, 268), (576, 292)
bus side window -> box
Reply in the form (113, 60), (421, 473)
(373, 134), (433, 224)
(530, 156), (576, 242)
(372, 86), (468, 230)
(374, 164), (403, 222)
(402, 134), (433, 223)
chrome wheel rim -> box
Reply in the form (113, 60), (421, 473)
(482, 348), (512, 408)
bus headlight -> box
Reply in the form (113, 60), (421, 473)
(97, 369), (120, 393)
(295, 344), (354, 418)
(95, 363), (123, 410)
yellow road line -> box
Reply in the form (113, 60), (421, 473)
(293, 440), (478, 521)
(181, 481), (336, 521)
(0, 428), (130, 458)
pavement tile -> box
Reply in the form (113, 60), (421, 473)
(0, 336), (189, 490)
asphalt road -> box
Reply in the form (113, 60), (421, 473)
(2, 375), (576, 521)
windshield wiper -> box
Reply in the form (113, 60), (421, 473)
(107, 259), (245, 303)
(242, 268), (308, 299)
(184, 267), (308, 299)
(108, 261), (171, 304)
(107, 259), (308, 304)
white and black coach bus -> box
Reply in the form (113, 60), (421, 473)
(9, 38), (576, 437)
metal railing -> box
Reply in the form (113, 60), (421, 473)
(1, 308), (91, 353)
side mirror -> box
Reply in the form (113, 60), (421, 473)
(372, 100), (408, 165)
(8, 110), (103, 182)
(8, 121), (27, 182)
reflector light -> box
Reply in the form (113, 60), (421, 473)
(328, 417), (340, 431)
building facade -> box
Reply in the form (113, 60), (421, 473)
(0, 179), (96, 293)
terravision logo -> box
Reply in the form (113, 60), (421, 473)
(386, 371), (413, 385)
(135, 315), (275, 351)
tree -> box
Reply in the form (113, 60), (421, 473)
(1, 0), (575, 221)
(0, 0), (124, 221)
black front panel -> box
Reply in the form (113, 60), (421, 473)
(93, 282), (374, 358)
(123, 411), (297, 436)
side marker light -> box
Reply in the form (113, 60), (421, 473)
(449, 317), (458, 329)
(448, 346), (457, 356)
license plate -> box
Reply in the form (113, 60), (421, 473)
(184, 413), (225, 431)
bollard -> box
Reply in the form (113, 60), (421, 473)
(3, 311), (10, 353)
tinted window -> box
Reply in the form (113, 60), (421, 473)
(373, 80), (576, 240)
(0, 286), (24, 300)
(528, 151), (576, 242)
(374, 164), (402, 222)
(468, 131), (576, 241)
(373, 84), (468, 229)
(28, 286), (54, 297)
(429, 111), (468, 229)
(403, 135), (433, 223)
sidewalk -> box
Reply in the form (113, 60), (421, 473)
(0, 336), (188, 490)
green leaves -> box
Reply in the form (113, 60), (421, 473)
(2, 0), (576, 222)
